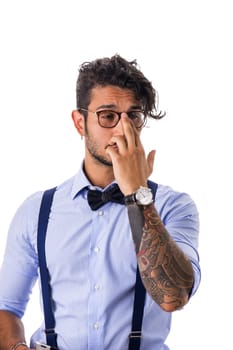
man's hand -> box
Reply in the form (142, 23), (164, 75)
(0, 311), (32, 350)
(105, 113), (155, 195)
(12, 345), (32, 350)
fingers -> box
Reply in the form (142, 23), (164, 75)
(121, 113), (138, 149)
(106, 113), (140, 154)
(147, 150), (156, 177)
(105, 113), (156, 184)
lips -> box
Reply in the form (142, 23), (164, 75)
(105, 142), (118, 150)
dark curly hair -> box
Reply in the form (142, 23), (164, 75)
(76, 54), (165, 120)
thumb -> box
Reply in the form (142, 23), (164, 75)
(105, 143), (118, 160)
(147, 150), (156, 177)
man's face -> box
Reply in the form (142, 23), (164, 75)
(83, 85), (143, 167)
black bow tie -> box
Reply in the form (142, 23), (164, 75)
(87, 184), (125, 210)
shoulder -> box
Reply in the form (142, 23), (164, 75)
(9, 191), (44, 238)
(156, 183), (195, 203)
(10, 175), (76, 234)
(155, 183), (199, 223)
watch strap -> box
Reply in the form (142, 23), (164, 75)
(124, 192), (136, 205)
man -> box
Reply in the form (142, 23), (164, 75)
(0, 54), (200, 350)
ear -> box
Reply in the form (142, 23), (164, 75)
(71, 110), (85, 137)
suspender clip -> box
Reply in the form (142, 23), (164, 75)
(45, 328), (56, 334)
(129, 331), (142, 338)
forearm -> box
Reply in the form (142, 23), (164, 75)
(127, 203), (194, 312)
(0, 310), (28, 350)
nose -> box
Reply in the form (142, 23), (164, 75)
(113, 121), (124, 135)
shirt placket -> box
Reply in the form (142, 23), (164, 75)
(88, 208), (106, 350)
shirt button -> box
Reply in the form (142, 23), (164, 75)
(98, 210), (104, 216)
(94, 246), (100, 253)
(93, 322), (100, 330)
(94, 284), (100, 291)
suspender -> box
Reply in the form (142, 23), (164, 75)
(128, 266), (147, 350)
(37, 181), (158, 350)
(37, 187), (57, 348)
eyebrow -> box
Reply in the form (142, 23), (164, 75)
(96, 104), (142, 111)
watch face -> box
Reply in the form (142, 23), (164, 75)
(136, 187), (153, 205)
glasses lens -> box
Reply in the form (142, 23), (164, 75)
(97, 110), (119, 128)
(128, 111), (145, 128)
(96, 110), (146, 128)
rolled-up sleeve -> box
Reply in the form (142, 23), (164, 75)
(0, 193), (42, 318)
(157, 186), (201, 296)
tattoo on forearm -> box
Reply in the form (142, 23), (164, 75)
(137, 204), (194, 311)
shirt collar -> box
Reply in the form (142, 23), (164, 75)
(70, 163), (117, 199)
(71, 166), (92, 199)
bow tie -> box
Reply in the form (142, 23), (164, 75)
(87, 184), (125, 210)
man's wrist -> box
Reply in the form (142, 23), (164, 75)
(125, 186), (153, 206)
(10, 341), (28, 350)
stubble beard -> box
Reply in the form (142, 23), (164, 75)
(86, 135), (113, 167)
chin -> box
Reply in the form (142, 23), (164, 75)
(93, 154), (113, 167)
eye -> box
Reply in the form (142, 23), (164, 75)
(128, 111), (143, 120)
(98, 110), (117, 121)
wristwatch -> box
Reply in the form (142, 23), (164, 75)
(124, 186), (153, 206)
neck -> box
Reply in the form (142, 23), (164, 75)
(83, 158), (115, 188)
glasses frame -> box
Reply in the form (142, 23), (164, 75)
(78, 108), (147, 129)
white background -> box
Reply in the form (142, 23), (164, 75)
(0, 0), (232, 349)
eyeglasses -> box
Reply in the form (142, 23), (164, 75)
(78, 108), (146, 129)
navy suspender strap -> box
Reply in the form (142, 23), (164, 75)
(128, 180), (158, 350)
(128, 265), (147, 350)
(37, 181), (158, 350)
(37, 187), (58, 348)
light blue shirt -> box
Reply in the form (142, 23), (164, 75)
(0, 167), (201, 350)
